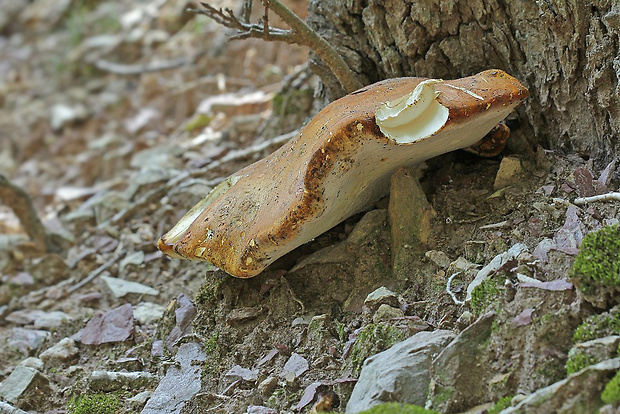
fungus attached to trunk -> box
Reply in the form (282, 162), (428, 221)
(158, 69), (529, 278)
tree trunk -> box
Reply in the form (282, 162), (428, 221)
(307, 0), (620, 166)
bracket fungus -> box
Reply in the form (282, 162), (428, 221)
(159, 69), (529, 278)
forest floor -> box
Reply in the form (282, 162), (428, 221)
(1, 1), (619, 413)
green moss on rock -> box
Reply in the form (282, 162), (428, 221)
(470, 277), (501, 316)
(350, 323), (407, 374)
(565, 351), (598, 375)
(68, 393), (120, 414)
(602, 371), (620, 405)
(572, 305), (620, 343)
(570, 224), (620, 308)
(359, 402), (439, 414)
(488, 396), (513, 414)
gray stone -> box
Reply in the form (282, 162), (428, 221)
(568, 336), (620, 369)
(224, 365), (258, 382)
(18, 358), (43, 371)
(0, 366), (51, 409)
(141, 342), (206, 414)
(33, 311), (71, 329)
(0, 401), (29, 414)
(502, 358), (620, 413)
(89, 371), (157, 392)
(291, 315), (314, 327)
(364, 286), (399, 310)
(101, 275), (159, 298)
(428, 313), (496, 413)
(425, 250), (451, 268)
(257, 376), (278, 400)
(372, 304), (405, 323)
(9, 328), (50, 355)
(280, 353), (309, 382)
(133, 302), (165, 325)
(5, 310), (47, 325)
(39, 338), (79, 364)
(129, 391), (152, 404)
(346, 329), (456, 413)
(246, 406), (277, 414)
(119, 251), (145, 271)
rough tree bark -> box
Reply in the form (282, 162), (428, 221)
(306, 0), (620, 165)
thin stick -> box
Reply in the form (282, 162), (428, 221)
(573, 192), (620, 206)
(95, 56), (199, 75)
(193, 1), (362, 93)
(0, 174), (53, 252)
(263, 0), (363, 93)
(67, 253), (122, 294)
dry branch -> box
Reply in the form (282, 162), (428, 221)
(0, 174), (54, 252)
(193, 0), (362, 93)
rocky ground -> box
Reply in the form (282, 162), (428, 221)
(1, 1), (619, 414)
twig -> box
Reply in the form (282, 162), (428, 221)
(98, 129), (299, 229)
(193, 1), (363, 93)
(95, 56), (199, 75)
(67, 252), (123, 294)
(573, 192), (620, 206)
(446, 271), (464, 305)
(0, 174), (53, 252)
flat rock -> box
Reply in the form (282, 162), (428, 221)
(280, 353), (309, 382)
(39, 338), (79, 364)
(389, 167), (435, 274)
(428, 313), (496, 413)
(101, 275), (159, 298)
(5, 310), (48, 325)
(0, 366), (51, 410)
(33, 311), (72, 329)
(569, 336), (620, 366)
(9, 328), (50, 355)
(0, 401), (29, 414)
(18, 358), (43, 371)
(89, 371), (157, 392)
(224, 365), (259, 382)
(79, 303), (134, 345)
(364, 287), (399, 310)
(425, 250), (451, 268)
(372, 304), (404, 323)
(493, 156), (522, 190)
(133, 302), (165, 325)
(246, 406), (277, 414)
(141, 342), (206, 414)
(346, 329), (456, 413)
(503, 358), (620, 413)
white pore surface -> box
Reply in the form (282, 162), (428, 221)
(376, 80), (449, 144)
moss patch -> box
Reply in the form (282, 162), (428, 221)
(570, 224), (620, 307)
(488, 395), (513, 414)
(572, 305), (620, 343)
(68, 393), (120, 414)
(359, 402), (439, 414)
(349, 323), (407, 374)
(602, 371), (620, 405)
(565, 351), (598, 375)
(470, 277), (501, 316)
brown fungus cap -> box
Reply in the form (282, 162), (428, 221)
(158, 69), (529, 277)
